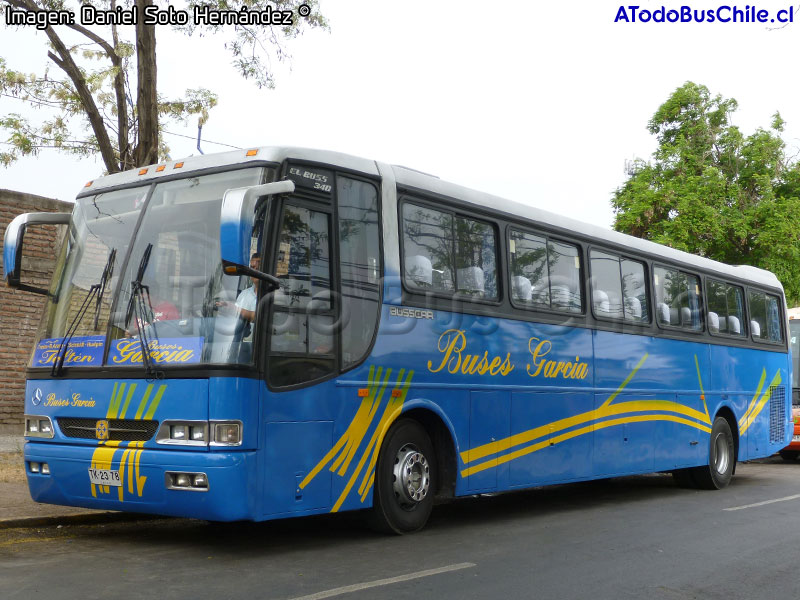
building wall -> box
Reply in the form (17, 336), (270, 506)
(0, 190), (72, 433)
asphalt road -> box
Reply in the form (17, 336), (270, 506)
(2, 458), (800, 600)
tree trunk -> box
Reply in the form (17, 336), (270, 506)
(135, 0), (159, 168)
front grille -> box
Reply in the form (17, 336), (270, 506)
(769, 385), (786, 443)
(57, 418), (158, 441)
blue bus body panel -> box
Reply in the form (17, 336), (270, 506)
(23, 305), (792, 521)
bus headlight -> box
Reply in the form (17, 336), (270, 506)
(156, 421), (208, 446)
(211, 421), (242, 446)
(156, 420), (241, 446)
(24, 415), (54, 438)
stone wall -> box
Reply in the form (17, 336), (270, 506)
(0, 190), (72, 434)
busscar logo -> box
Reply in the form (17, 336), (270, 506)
(95, 420), (109, 441)
(32, 388), (43, 406)
(389, 306), (434, 320)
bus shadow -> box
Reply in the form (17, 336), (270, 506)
(55, 472), (694, 554)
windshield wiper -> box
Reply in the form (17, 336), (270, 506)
(92, 248), (115, 330)
(51, 248), (116, 377)
(124, 243), (163, 380)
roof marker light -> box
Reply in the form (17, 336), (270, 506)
(174, 162), (184, 169)
(246, 149), (258, 157)
(156, 165), (166, 172)
(138, 168), (148, 175)
(84, 181), (93, 187)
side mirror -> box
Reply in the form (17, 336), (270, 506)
(219, 180), (295, 269)
(3, 212), (71, 294)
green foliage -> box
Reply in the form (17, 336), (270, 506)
(0, 0), (327, 172)
(613, 82), (800, 304)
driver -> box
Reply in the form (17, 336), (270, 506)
(235, 254), (261, 323)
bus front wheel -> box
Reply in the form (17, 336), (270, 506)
(368, 418), (436, 534)
(691, 416), (735, 490)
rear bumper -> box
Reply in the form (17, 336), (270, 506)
(24, 442), (258, 521)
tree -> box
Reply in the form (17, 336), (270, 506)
(612, 82), (800, 304)
(0, 0), (326, 173)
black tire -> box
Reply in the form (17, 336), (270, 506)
(779, 450), (800, 462)
(367, 419), (436, 534)
(671, 468), (697, 488)
(691, 416), (735, 490)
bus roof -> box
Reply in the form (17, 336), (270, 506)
(79, 145), (783, 293)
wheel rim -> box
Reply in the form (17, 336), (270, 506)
(713, 432), (730, 474)
(392, 443), (431, 508)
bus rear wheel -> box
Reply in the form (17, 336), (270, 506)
(691, 416), (735, 490)
(368, 418), (435, 534)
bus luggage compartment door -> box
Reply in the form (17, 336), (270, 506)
(466, 391), (510, 492)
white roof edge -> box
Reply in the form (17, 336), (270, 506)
(77, 146), (783, 292)
(78, 146), (380, 195)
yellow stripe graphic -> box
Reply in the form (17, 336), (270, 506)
(118, 384), (138, 419)
(358, 371), (413, 501)
(601, 353), (649, 408)
(143, 385), (167, 421)
(739, 369), (767, 428)
(740, 371), (782, 435)
(106, 382), (120, 419)
(134, 384), (154, 420)
(300, 367), (414, 513)
(332, 370), (411, 512)
(461, 399), (711, 464)
(300, 366), (389, 490)
(462, 414), (713, 477)
(694, 354), (710, 421)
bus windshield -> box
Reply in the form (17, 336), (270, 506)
(32, 166), (269, 369)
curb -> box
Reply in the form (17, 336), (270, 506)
(0, 511), (158, 530)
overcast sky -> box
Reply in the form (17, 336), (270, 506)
(1, 0), (799, 228)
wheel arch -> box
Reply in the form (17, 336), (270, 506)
(715, 405), (740, 470)
(399, 399), (459, 500)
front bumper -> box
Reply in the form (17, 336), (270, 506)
(24, 442), (258, 521)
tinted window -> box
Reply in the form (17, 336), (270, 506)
(270, 204), (335, 387)
(706, 279), (746, 337)
(337, 177), (381, 368)
(590, 250), (648, 323)
(654, 266), (703, 331)
(402, 203), (454, 293)
(402, 201), (498, 301)
(748, 289), (783, 343)
(455, 216), (497, 300)
(509, 229), (582, 313)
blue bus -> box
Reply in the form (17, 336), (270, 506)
(4, 147), (791, 533)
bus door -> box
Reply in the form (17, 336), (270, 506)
(259, 167), (383, 516)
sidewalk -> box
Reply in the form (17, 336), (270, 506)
(0, 433), (127, 529)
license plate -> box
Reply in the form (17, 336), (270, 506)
(793, 435), (800, 442)
(88, 468), (121, 487)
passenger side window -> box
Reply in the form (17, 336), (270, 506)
(455, 216), (498, 300)
(589, 250), (648, 323)
(402, 201), (498, 301)
(402, 203), (454, 293)
(654, 266), (703, 332)
(748, 289), (784, 343)
(509, 229), (582, 313)
(706, 279), (746, 337)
